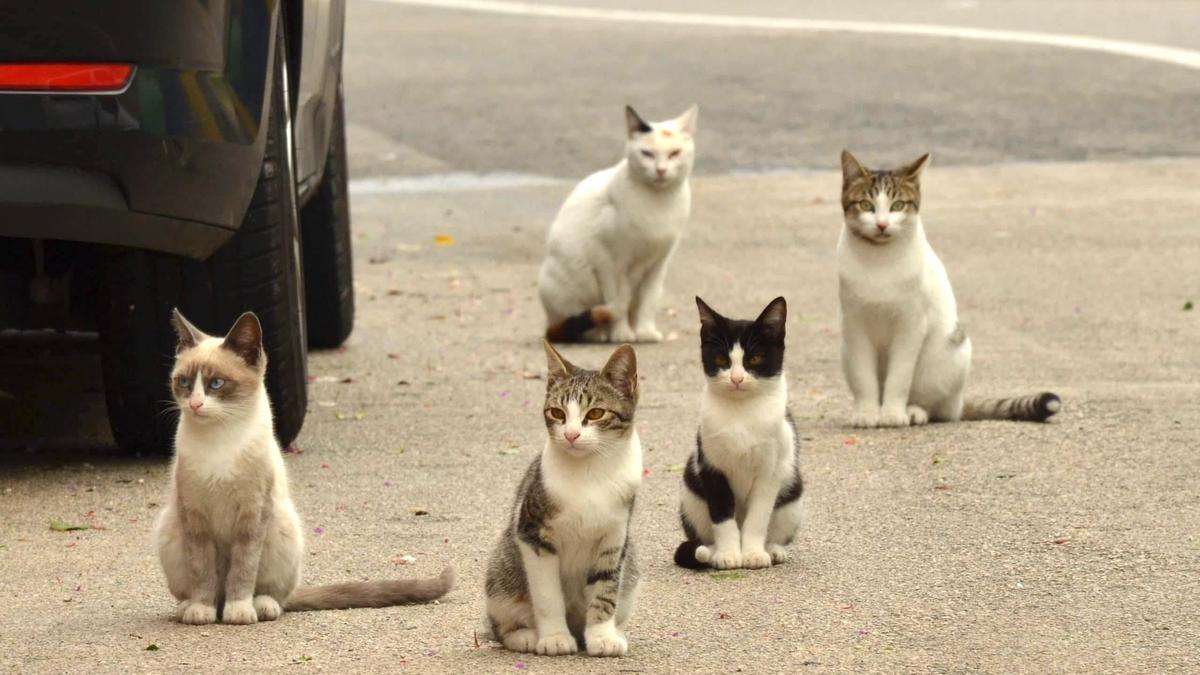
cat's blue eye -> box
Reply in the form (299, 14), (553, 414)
(858, 200), (874, 211)
(208, 378), (225, 391)
(176, 377), (190, 388)
(640, 150), (654, 159)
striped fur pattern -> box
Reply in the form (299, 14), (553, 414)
(837, 151), (1061, 427)
(675, 298), (804, 570)
(485, 342), (642, 657)
(156, 310), (454, 626)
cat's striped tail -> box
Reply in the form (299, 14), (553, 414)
(962, 392), (1062, 422)
(544, 306), (613, 343)
(284, 566), (455, 611)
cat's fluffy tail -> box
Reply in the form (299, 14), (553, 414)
(962, 392), (1061, 422)
(673, 541), (708, 570)
(544, 306), (613, 343)
(284, 566), (455, 611)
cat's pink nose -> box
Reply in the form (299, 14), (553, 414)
(876, 222), (889, 233)
(656, 167), (667, 178)
(730, 373), (744, 385)
(564, 430), (580, 444)
(189, 399), (204, 411)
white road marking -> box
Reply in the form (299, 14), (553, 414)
(372, 0), (1200, 71)
(349, 171), (562, 194)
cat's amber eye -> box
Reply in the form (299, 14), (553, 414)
(714, 355), (730, 368)
(586, 408), (605, 421)
(890, 201), (907, 212)
(547, 407), (566, 422)
(640, 149), (655, 159)
(747, 355), (764, 366)
(858, 200), (874, 211)
(668, 149), (682, 159)
(208, 378), (225, 391)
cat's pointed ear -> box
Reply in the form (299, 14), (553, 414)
(898, 152), (931, 181)
(221, 312), (264, 367)
(676, 104), (699, 135)
(601, 344), (638, 400)
(841, 149), (870, 184)
(754, 296), (787, 340)
(171, 308), (208, 352)
(696, 296), (723, 332)
(543, 340), (577, 382)
(625, 105), (652, 138)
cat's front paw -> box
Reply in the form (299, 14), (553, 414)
(585, 625), (629, 657)
(608, 324), (637, 343)
(710, 548), (742, 570)
(178, 600), (217, 625)
(849, 408), (880, 428)
(741, 549), (773, 569)
(877, 406), (911, 428)
(536, 632), (578, 656)
(222, 599), (258, 625)
(253, 595), (282, 621)
(634, 326), (663, 343)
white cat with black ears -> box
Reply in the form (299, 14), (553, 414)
(837, 150), (1061, 428)
(539, 104), (698, 343)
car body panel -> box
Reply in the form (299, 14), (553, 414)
(294, 0), (346, 199)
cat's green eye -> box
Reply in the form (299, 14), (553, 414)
(890, 201), (907, 212)
(547, 407), (566, 422)
(747, 354), (764, 366)
(858, 200), (874, 211)
(585, 408), (605, 421)
(640, 149), (654, 159)
(208, 378), (225, 391)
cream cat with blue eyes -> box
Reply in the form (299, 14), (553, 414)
(539, 104), (698, 343)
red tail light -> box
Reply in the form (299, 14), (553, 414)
(0, 63), (134, 92)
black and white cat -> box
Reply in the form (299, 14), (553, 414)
(674, 297), (804, 570)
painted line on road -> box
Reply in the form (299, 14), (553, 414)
(373, 0), (1200, 71)
(349, 171), (563, 195)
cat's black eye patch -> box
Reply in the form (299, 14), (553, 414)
(747, 354), (764, 366)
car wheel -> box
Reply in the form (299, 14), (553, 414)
(96, 23), (307, 454)
(300, 84), (354, 349)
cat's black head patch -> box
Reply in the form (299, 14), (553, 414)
(695, 297), (787, 379)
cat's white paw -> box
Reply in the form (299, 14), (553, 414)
(179, 600), (217, 625)
(502, 628), (538, 653)
(710, 548), (742, 570)
(849, 408), (879, 428)
(907, 405), (929, 426)
(536, 632), (578, 656)
(253, 595), (282, 621)
(634, 326), (663, 343)
(222, 599), (258, 625)
(694, 545), (713, 564)
(742, 549), (773, 569)
(608, 324), (637, 343)
(767, 544), (790, 564)
(877, 407), (911, 428)
(585, 626), (629, 657)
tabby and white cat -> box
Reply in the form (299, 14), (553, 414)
(539, 104), (698, 343)
(486, 342), (641, 657)
(156, 309), (454, 625)
(675, 298), (804, 570)
(838, 150), (1061, 427)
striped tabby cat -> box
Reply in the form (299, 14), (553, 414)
(838, 150), (1061, 427)
(485, 342), (641, 657)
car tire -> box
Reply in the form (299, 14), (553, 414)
(96, 24), (307, 454)
(300, 85), (354, 349)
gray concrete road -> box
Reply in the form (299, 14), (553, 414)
(2, 1), (1199, 673)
